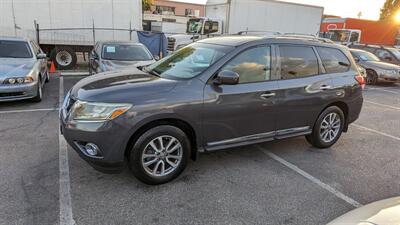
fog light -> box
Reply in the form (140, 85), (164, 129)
(84, 143), (99, 156)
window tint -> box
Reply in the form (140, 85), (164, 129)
(221, 46), (271, 83)
(0, 40), (32, 58)
(375, 49), (392, 60)
(317, 47), (350, 73)
(279, 46), (318, 79)
(102, 44), (153, 61)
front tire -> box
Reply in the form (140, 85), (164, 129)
(306, 106), (344, 148)
(31, 78), (43, 102)
(129, 125), (190, 185)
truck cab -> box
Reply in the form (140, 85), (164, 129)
(167, 18), (222, 52)
(320, 29), (361, 46)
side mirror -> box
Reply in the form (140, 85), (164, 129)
(154, 55), (160, 61)
(90, 51), (98, 60)
(36, 53), (47, 59)
(213, 70), (239, 85)
(354, 57), (360, 63)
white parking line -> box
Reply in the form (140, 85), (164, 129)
(58, 77), (75, 225)
(364, 87), (400, 94)
(0, 108), (59, 114)
(257, 146), (363, 208)
(352, 124), (400, 142)
(364, 100), (400, 110)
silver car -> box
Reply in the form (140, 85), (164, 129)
(350, 48), (400, 84)
(0, 37), (49, 102)
(89, 42), (156, 74)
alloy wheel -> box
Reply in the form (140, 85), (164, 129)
(141, 135), (183, 177)
(319, 112), (341, 143)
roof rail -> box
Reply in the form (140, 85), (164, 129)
(279, 34), (334, 43)
(237, 30), (281, 35)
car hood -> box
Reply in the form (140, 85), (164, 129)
(362, 60), (400, 70)
(0, 58), (35, 78)
(328, 197), (400, 225)
(70, 68), (177, 103)
(99, 59), (155, 72)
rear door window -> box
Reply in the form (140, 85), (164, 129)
(279, 46), (319, 79)
(316, 47), (350, 73)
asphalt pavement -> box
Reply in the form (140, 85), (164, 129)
(0, 75), (399, 225)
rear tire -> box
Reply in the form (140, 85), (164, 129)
(366, 70), (378, 85)
(45, 70), (50, 83)
(129, 125), (190, 185)
(306, 106), (344, 148)
(50, 47), (77, 70)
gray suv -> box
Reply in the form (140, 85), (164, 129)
(60, 36), (364, 184)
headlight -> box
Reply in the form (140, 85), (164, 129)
(3, 76), (33, 84)
(69, 100), (132, 121)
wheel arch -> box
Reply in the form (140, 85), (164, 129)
(124, 118), (198, 161)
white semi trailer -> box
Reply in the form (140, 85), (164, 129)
(167, 0), (324, 52)
(0, 0), (142, 69)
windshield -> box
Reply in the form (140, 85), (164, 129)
(102, 44), (153, 61)
(0, 40), (32, 58)
(146, 42), (233, 79)
(187, 19), (203, 34)
(387, 48), (400, 60)
(328, 30), (350, 42)
(352, 50), (380, 62)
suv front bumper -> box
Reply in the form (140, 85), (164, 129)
(59, 108), (132, 174)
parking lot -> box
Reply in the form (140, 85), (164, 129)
(0, 74), (399, 225)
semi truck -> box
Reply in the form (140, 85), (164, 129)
(167, 0), (324, 52)
(0, 0), (142, 69)
(320, 17), (400, 46)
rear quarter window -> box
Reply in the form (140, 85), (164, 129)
(316, 47), (350, 73)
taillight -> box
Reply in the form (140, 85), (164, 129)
(355, 74), (366, 89)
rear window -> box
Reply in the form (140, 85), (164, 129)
(102, 44), (153, 61)
(0, 40), (32, 58)
(316, 47), (350, 73)
(279, 46), (319, 79)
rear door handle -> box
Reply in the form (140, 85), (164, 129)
(319, 85), (332, 90)
(260, 92), (276, 98)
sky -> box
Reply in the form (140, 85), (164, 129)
(175, 0), (386, 21)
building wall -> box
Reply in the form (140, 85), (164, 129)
(149, 0), (205, 17)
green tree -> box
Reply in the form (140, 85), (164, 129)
(142, 0), (154, 12)
(380, 0), (400, 20)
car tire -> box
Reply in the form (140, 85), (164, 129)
(366, 70), (378, 85)
(306, 106), (345, 148)
(50, 47), (77, 70)
(45, 70), (50, 83)
(31, 77), (43, 102)
(129, 125), (190, 185)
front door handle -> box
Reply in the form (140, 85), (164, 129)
(319, 85), (332, 90)
(260, 92), (276, 98)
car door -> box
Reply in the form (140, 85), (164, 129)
(273, 45), (336, 137)
(202, 45), (279, 150)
